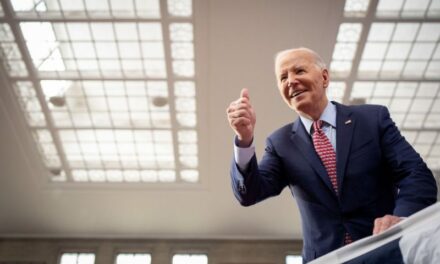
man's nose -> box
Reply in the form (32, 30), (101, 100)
(287, 77), (299, 88)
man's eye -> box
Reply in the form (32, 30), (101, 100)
(280, 76), (287, 82)
(297, 69), (305, 74)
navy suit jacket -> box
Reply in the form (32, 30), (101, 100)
(230, 102), (437, 262)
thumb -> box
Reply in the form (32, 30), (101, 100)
(240, 88), (249, 99)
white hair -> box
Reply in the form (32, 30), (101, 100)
(274, 47), (327, 72)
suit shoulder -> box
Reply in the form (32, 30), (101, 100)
(340, 103), (388, 117)
(345, 103), (386, 112)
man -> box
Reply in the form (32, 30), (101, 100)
(226, 47), (437, 262)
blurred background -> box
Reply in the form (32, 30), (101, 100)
(0, 0), (439, 263)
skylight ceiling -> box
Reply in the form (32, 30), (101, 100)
(1, 0), (439, 185)
(330, 0), (440, 171)
(0, 0), (200, 184)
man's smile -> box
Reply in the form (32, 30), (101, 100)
(290, 89), (306, 99)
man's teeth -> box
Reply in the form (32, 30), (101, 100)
(291, 91), (304, 98)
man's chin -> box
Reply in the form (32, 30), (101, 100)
(290, 102), (310, 114)
(290, 97), (305, 107)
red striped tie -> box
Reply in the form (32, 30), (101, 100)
(312, 120), (338, 193)
(312, 120), (352, 245)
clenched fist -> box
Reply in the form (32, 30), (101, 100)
(226, 88), (256, 147)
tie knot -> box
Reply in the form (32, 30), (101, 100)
(313, 120), (323, 133)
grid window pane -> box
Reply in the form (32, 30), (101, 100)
(116, 253), (152, 264)
(168, 0), (192, 17)
(402, 0), (430, 17)
(17, 22), (169, 79)
(172, 254), (207, 264)
(286, 255), (303, 264)
(331, 3), (440, 173)
(350, 81), (440, 129)
(8, 0), (200, 185)
(368, 23), (394, 41)
(386, 43), (411, 59)
(393, 23), (419, 41)
(377, 0), (405, 15)
(60, 253), (95, 264)
(344, 0), (371, 17)
(330, 23), (362, 77)
(428, 0), (440, 17)
(362, 43), (388, 59)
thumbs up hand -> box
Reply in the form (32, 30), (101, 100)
(226, 88), (256, 147)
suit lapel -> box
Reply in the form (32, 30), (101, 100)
(290, 119), (336, 194)
(335, 103), (354, 193)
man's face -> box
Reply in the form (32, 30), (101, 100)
(275, 50), (329, 117)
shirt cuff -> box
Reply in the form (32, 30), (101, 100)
(234, 136), (255, 172)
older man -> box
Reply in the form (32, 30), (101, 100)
(226, 47), (437, 262)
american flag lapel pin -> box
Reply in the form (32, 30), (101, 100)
(345, 119), (352, 125)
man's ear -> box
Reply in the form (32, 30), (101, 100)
(322, 69), (329, 88)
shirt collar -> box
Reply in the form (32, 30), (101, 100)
(300, 101), (337, 135)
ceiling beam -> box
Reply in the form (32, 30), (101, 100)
(342, 0), (380, 105)
(159, 0), (182, 182)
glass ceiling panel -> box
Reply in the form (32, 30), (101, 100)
(392, 23), (418, 42)
(13, 81), (47, 127)
(401, 0), (430, 18)
(3, 0), (199, 184)
(401, 131), (440, 170)
(428, 0), (440, 17)
(174, 81), (197, 128)
(11, 0), (161, 19)
(376, 0), (440, 18)
(10, 0), (40, 11)
(331, 1), (440, 174)
(327, 82), (346, 103)
(38, 80), (171, 129)
(330, 23), (362, 78)
(60, 128), (174, 172)
(368, 23), (394, 41)
(358, 22), (440, 79)
(170, 23), (195, 77)
(19, 22), (167, 79)
(344, 0), (371, 17)
(168, 0), (192, 17)
(418, 23), (440, 41)
(376, 0), (405, 17)
(0, 23), (28, 77)
(351, 81), (440, 129)
(32, 129), (61, 168)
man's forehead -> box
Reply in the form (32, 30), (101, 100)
(276, 51), (313, 72)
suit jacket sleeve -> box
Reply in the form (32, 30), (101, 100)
(378, 106), (438, 216)
(230, 137), (288, 206)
